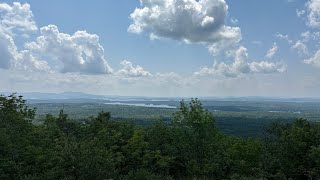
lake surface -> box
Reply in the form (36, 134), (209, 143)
(104, 102), (177, 109)
(269, 110), (302, 114)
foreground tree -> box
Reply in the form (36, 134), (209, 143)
(265, 119), (320, 179)
(172, 99), (222, 178)
(0, 94), (36, 179)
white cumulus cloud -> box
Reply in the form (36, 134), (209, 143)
(298, 0), (320, 28)
(0, 2), (112, 74)
(0, 2), (46, 71)
(117, 60), (151, 77)
(306, 0), (320, 28)
(194, 46), (286, 77)
(0, 2), (37, 34)
(25, 25), (113, 74)
(128, 0), (241, 55)
(249, 61), (286, 74)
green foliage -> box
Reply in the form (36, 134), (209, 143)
(172, 99), (220, 177)
(0, 94), (36, 179)
(1, 94), (320, 179)
(309, 146), (320, 178)
(265, 119), (320, 179)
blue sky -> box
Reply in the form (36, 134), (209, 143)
(0, 0), (320, 97)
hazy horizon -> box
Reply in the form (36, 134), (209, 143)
(3, 91), (320, 100)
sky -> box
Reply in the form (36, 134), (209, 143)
(0, 0), (320, 97)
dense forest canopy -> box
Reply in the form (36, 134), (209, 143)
(1, 94), (320, 179)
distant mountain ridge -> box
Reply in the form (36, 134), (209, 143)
(1, 92), (103, 100)
(1, 92), (320, 102)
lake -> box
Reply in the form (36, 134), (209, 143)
(104, 102), (177, 109)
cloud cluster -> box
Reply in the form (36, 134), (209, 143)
(128, 0), (241, 54)
(0, 2), (112, 74)
(0, 2), (40, 70)
(25, 25), (112, 74)
(297, 1), (320, 68)
(117, 60), (151, 77)
(306, 0), (320, 28)
(0, 1), (286, 87)
(297, 0), (320, 28)
(0, 2), (37, 33)
(194, 47), (286, 77)
(128, 0), (285, 76)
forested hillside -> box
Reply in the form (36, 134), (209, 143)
(1, 94), (320, 179)
(30, 99), (320, 137)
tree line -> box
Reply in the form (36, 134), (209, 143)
(0, 94), (320, 179)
